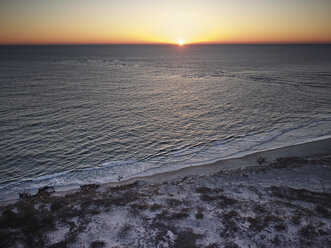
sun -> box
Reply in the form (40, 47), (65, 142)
(178, 40), (184, 46)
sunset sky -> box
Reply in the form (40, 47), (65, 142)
(1, 0), (331, 45)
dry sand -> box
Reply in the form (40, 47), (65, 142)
(0, 138), (330, 247)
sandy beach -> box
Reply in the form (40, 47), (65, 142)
(1, 138), (330, 247)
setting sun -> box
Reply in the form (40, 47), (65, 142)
(1, 0), (331, 45)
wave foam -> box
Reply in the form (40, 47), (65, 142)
(1, 117), (331, 202)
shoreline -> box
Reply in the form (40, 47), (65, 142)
(117, 136), (331, 185)
(1, 139), (330, 247)
(1, 137), (331, 207)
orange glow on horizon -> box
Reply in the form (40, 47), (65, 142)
(0, 0), (331, 45)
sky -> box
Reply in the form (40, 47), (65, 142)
(0, 0), (331, 45)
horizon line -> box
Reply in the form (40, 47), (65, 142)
(1, 41), (331, 46)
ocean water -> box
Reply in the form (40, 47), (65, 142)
(0, 44), (331, 201)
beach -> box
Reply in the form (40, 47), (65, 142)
(1, 1), (331, 247)
(1, 138), (330, 247)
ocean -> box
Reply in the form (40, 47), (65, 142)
(0, 44), (330, 201)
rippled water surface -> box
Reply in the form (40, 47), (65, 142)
(0, 45), (331, 200)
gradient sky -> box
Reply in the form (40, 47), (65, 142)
(1, 0), (331, 44)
